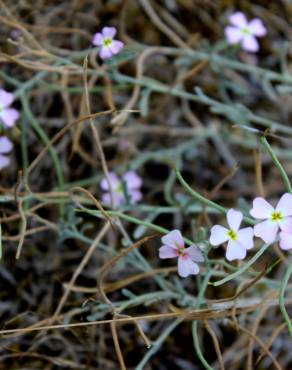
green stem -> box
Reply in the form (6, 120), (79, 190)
(20, 93), (65, 217)
(212, 243), (270, 286)
(175, 169), (256, 225)
(261, 136), (292, 193)
(78, 209), (195, 246)
(192, 269), (213, 370)
(279, 261), (292, 336)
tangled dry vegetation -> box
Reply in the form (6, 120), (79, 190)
(0, 0), (292, 369)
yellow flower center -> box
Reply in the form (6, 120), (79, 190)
(103, 38), (112, 47)
(175, 242), (185, 255)
(115, 183), (123, 194)
(227, 229), (237, 241)
(271, 211), (283, 221)
(241, 27), (251, 35)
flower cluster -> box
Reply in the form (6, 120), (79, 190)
(210, 193), (292, 261)
(0, 88), (19, 171)
(100, 171), (142, 207)
(225, 11), (267, 52)
(159, 193), (292, 277)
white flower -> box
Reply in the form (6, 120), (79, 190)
(250, 193), (292, 244)
(210, 209), (254, 261)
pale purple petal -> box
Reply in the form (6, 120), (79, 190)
(254, 219), (278, 243)
(0, 136), (13, 154)
(279, 217), (292, 232)
(229, 12), (248, 28)
(99, 46), (113, 59)
(101, 192), (124, 207)
(279, 231), (292, 250)
(237, 227), (254, 250)
(226, 240), (247, 261)
(250, 197), (274, 219)
(92, 32), (104, 46)
(276, 193), (292, 216)
(248, 19), (267, 37)
(242, 35), (259, 52)
(129, 189), (142, 203)
(159, 245), (178, 259)
(102, 27), (117, 39)
(225, 26), (243, 44)
(161, 230), (184, 249)
(109, 40), (124, 55)
(122, 171), (142, 189)
(227, 209), (242, 231)
(0, 108), (19, 128)
(209, 225), (229, 246)
(178, 255), (199, 277)
(0, 154), (10, 170)
(100, 172), (120, 191)
(184, 245), (204, 262)
(0, 89), (14, 108)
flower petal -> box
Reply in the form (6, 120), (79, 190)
(242, 35), (259, 52)
(178, 256), (199, 277)
(92, 32), (104, 46)
(0, 154), (10, 170)
(248, 19), (267, 37)
(209, 225), (229, 246)
(279, 231), (292, 250)
(229, 12), (248, 28)
(161, 230), (184, 249)
(226, 240), (247, 261)
(99, 46), (113, 59)
(122, 171), (142, 189)
(128, 190), (142, 203)
(184, 245), (204, 262)
(109, 40), (124, 55)
(102, 27), (116, 39)
(227, 209), (242, 231)
(254, 219), (278, 243)
(225, 26), (243, 44)
(276, 193), (292, 217)
(159, 245), (178, 259)
(249, 197), (274, 219)
(101, 192), (124, 207)
(0, 89), (14, 108)
(0, 108), (19, 128)
(237, 227), (254, 250)
(0, 136), (13, 154)
(279, 216), (292, 232)
(100, 172), (120, 191)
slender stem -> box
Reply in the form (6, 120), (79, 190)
(261, 136), (292, 193)
(212, 243), (271, 287)
(192, 270), (213, 370)
(175, 169), (256, 225)
(78, 208), (195, 246)
(279, 261), (292, 336)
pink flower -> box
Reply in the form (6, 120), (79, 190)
(159, 230), (204, 278)
(100, 171), (142, 207)
(0, 136), (13, 170)
(0, 89), (19, 128)
(250, 194), (292, 244)
(225, 12), (267, 52)
(92, 27), (124, 60)
(210, 209), (254, 261)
